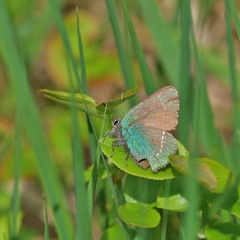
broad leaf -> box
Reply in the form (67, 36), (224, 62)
(39, 89), (103, 118)
(118, 202), (160, 228)
(101, 225), (128, 240)
(39, 89), (97, 105)
(157, 194), (189, 212)
(100, 136), (181, 180)
(205, 222), (240, 240)
(169, 155), (233, 193)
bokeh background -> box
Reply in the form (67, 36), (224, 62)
(1, 0), (240, 239)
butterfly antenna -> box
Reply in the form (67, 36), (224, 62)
(118, 88), (125, 119)
(103, 103), (114, 116)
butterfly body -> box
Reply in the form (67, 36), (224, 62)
(107, 86), (179, 172)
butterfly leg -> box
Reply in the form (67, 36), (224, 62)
(110, 140), (118, 157)
(124, 150), (131, 166)
(102, 133), (108, 143)
(102, 130), (115, 143)
(110, 139), (123, 157)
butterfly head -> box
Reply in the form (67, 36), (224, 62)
(112, 118), (121, 127)
(109, 118), (123, 138)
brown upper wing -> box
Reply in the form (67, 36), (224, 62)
(122, 86), (179, 131)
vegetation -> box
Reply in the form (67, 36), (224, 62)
(0, 0), (240, 239)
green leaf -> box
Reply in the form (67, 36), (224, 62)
(100, 136), (180, 180)
(118, 203), (160, 228)
(177, 140), (189, 158)
(203, 183), (240, 217)
(96, 85), (139, 112)
(224, 185), (240, 216)
(101, 225), (128, 240)
(169, 155), (233, 193)
(39, 89), (97, 105)
(157, 194), (189, 212)
(39, 89), (104, 118)
(205, 222), (240, 240)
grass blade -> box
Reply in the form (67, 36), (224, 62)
(225, 0), (240, 171)
(229, 0), (240, 41)
(65, 45), (92, 239)
(178, 0), (192, 148)
(191, 29), (224, 163)
(105, 0), (137, 106)
(121, 0), (156, 95)
(138, 0), (180, 87)
(11, 117), (21, 238)
(0, 1), (74, 238)
(76, 8), (88, 94)
(48, 0), (82, 90)
(72, 110), (91, 240)
(43, 196), (50, 240)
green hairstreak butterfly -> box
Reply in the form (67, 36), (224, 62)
(106, 86), (179, 172)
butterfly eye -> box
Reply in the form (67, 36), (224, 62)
(113, 118), (120, 126)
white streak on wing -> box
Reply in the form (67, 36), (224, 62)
(157, 94), (165, 109)
(159, 131), (165, 153)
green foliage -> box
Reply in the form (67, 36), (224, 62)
(118, 203), (160, 228)
(101, 225), (129, 240)
(157, 193), (189, 212)
(1, 0), (240, 239)
(205, 222), (240, 239)
(100, 136), (181, 180)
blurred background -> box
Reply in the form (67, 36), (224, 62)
(0, 0), (240, 239)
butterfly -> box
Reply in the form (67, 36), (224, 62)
(105, 86), (179, 172)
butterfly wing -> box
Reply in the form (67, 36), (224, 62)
(122, 123), (177, 172)
(122, 86), (179, 131)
